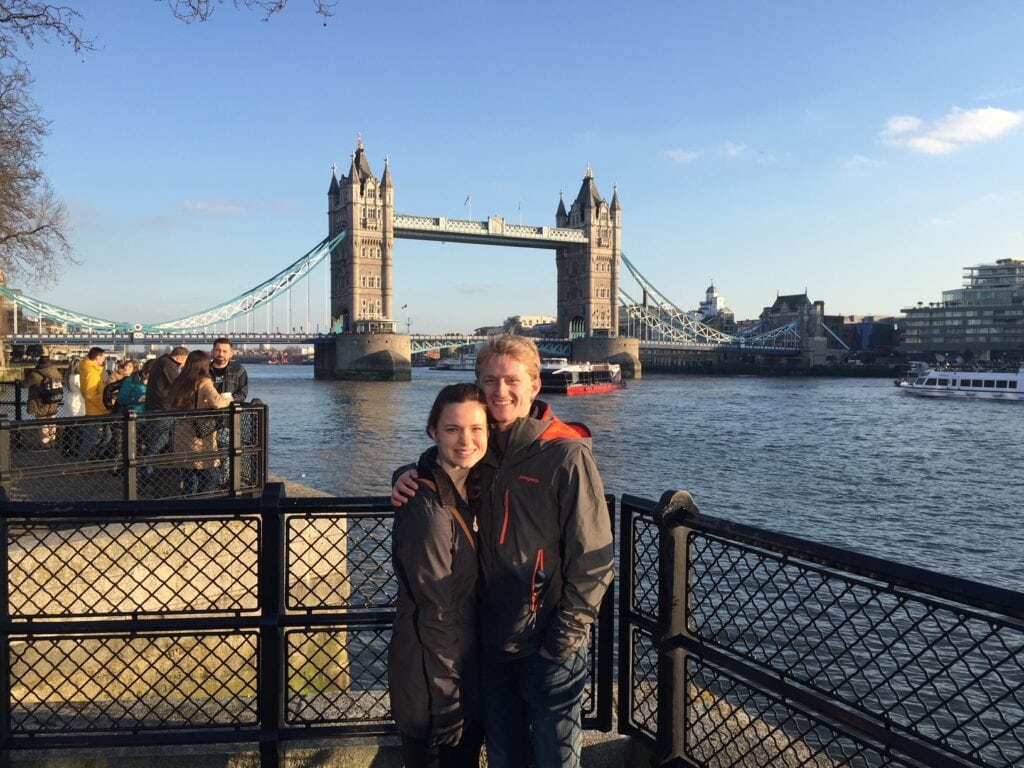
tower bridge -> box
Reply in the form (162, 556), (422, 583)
(1, 138), (838, 376)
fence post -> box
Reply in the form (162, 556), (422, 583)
(655, 490), (700, 765)
(228, 403), (242, 497)
(13, 381), (23, 422)
(258, 482), (286, 767)
(122, 410), (138, 500)
(0, 502), (11, 766)
(0, 420), (10, 499)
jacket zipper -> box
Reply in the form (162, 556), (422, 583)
(531, 548), (545, 613)
(499, 489), (510, 544)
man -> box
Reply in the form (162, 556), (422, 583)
(209, 337), (248, 488)
(145, 346), (189, 414)
(140, 346), (188, 484)
(209, 338), (248, 403)
(77, 347), (107, 460)
(394, 335), (614, 768)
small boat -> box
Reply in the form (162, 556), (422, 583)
(898, 365), (1024, 400)
(432, 353), (477, 372)
(540, 358), (626, 396)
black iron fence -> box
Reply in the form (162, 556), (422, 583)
(0, 485), (614, 765)
(618, 491), (1024, 768)
(0, 403), (268, 501)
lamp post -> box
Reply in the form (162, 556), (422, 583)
(402, 304), (411, 335)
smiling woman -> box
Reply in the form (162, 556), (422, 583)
(388, 382), (488, 767)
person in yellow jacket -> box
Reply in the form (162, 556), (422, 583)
(79, 347), (108, 415)
(77, 347), (108, 460)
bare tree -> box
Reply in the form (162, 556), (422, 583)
(0, 0), (331, 286)
(167, 0), (335, 23)
(0, 63), (72, 287)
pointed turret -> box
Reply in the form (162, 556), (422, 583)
(611, 185), (620, 213)
(381, 155), (392, 189)
(573, 166), (604, 214)
(556, 191), (568, 227)
(328, 162), (339, 195)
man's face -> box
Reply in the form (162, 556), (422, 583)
(212, 343), (232, 367)
(478, 354), (540, 430)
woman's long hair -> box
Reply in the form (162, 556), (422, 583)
(64, 356), (81, 387)
(166, 350), (212, 410)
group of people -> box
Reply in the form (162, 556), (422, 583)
(389, 334), (615, 768)
(23, 339), (250, 493)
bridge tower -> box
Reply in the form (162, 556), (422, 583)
(318, 138), (410, 380)
(556, 170), (640, 377)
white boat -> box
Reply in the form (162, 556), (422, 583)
(539, 357), (626, 396)
(899, 365), (1024, 400)
(432, 352), (477, 372)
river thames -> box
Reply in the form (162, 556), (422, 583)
(248, 364), (1023, 592)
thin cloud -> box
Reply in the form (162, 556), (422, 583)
(844, 153), (883, 169)
(721, 141), (747, 157)
(663, 148), (702, 164)
(929, 216), (953, 226)
(183, 199), (245, 214)
(881, 107), (1024, 155)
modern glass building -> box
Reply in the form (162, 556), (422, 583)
(900, 258), (1024, 360)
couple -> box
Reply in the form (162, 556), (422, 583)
(389, 335), (615, 768)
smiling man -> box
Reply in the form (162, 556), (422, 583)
(394, 334), (614, 767)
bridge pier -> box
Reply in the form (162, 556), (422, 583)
(571, 336), (642, 379)
(314, 333), (412, 381)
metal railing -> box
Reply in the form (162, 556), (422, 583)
(1, 486), (614, 765)
(618, 491), (1024, 768)
(0, 403), (269, 501)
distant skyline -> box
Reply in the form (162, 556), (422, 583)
(17, 1), (1024, 333)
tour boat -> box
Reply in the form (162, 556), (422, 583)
(539, 358), (626, 396)
(898, 365), (1024, 401)
(432, 353), (477, 371)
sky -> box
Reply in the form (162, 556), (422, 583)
(16, 0), (1024, 334)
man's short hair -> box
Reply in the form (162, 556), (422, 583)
(170, 346), (189, 358)
(87, 347), (105, 360)
(475, 334), (541, 382)
(213, 337), (232, 348)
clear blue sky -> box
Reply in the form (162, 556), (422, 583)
(20, 0), (1024, 333)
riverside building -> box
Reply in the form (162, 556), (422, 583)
(900, 257), (1024, 361)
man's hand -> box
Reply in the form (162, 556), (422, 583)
(391, 468), (420, 507)
(429, 716), (463, 748)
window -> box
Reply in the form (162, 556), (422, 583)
(984, 380), (995, 388)
(996, 380), (1008, 388)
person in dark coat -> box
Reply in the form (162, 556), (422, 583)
(388, 383), (488, 768)
(23, 353), (62, 446)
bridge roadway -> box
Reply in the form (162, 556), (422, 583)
(7, 331), (801, 356)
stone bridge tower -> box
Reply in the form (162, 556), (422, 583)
(555, 170), (622, 339)
(319, 138), (409, 380)
(327, 137), (395, 334)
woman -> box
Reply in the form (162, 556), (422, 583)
(389, 383), (487, 768)
(116, 358), (155, 414)
(165, 350), (230, 495)
(63, 355), (86, 417)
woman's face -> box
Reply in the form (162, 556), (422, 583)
(429, 401), (488, 471)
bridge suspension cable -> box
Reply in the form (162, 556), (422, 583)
(147, 231), (345, 332)
(619, 253), (737, 344)
(0, 232), (345, 334)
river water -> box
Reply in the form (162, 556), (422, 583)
(249, 364), (1023, 592)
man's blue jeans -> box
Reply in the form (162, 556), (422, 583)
(480, 645), (588, 768)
